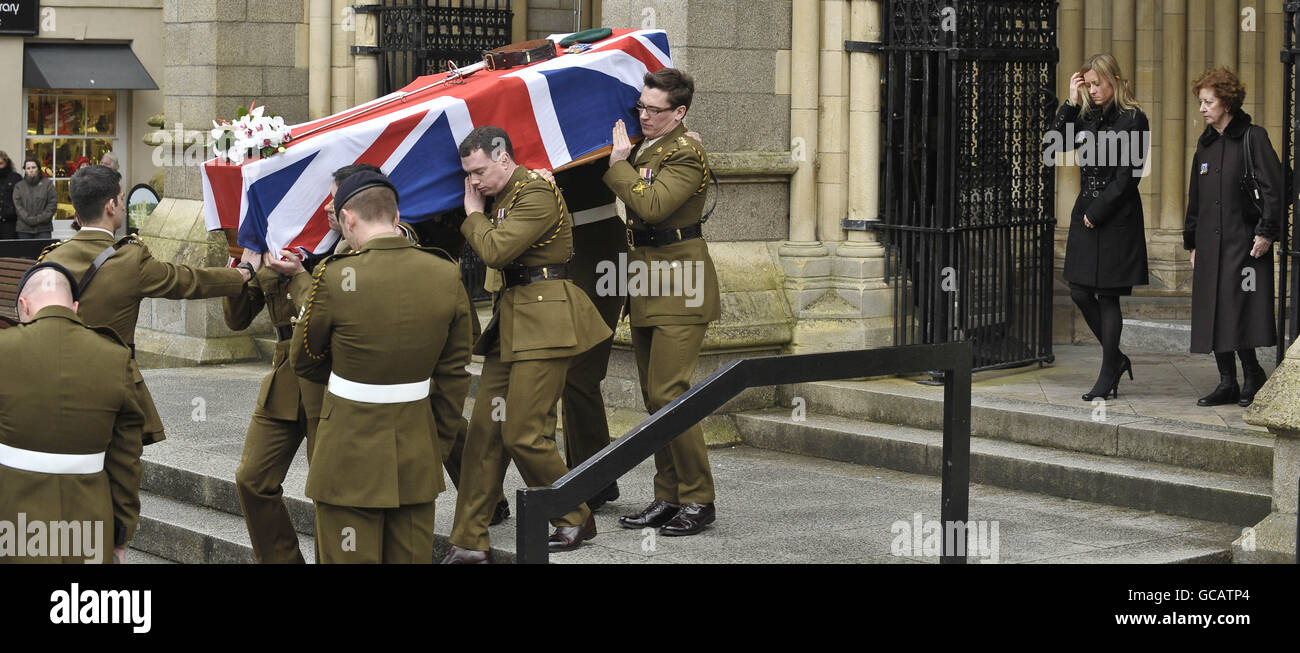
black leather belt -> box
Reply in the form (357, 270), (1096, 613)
(503, 263), (569, 288)
(276, 324), (294, 341)
(627, 223), (703, 248)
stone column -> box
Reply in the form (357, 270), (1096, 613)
(779, 0), (832, 346)
(1213, 0), (1238, 71)
(331, 0), (355, 112)
(309, 0), (332, 119)
(1263, 0), (1285, 145)
(828, 0), (891, 350)
(1112, 0), (1135, 96)
(1147, 0), (1189, 291)
(352, 0), (381, 105)
(1052, 0), (1084, 343)
(137, 0), (310, 367)
(1240, 339), (1300, 563)
(1239, 0), (1260, 121)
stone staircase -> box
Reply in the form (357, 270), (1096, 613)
(733, 380), (1272, 527)
(127, 346), (1264, 564)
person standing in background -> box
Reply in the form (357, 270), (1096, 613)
(1184, 67), (1281, 408)
(14, 159), (57, 240)
(0, 152), (20, 239)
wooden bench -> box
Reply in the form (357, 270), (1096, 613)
(0, 257), (37, 328)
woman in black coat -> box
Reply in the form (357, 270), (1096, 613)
(1048, 53), (1150, 401)
(1184, 67), (1281, 408)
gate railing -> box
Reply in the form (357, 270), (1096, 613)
(358, 0), (513, 96)
(1281, 4), (1300, 363)
(514, 343), (974, 564)
(848, 0), (1058, 373)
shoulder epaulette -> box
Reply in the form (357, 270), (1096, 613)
(418, 245), (457, 263)
(90, 324), (128, 349)
(115, 234), (144, 248)
(36, 239), (67, 262)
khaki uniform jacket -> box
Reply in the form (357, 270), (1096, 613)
(39, 230), (247, 346)
(291, 236), (472, 508)
(461, 165), (612, 361)
(224, 267), (314, 421)
(603, 124), (721, 326)
(0, 306), (145, 558)
(40, 230), (247, 445)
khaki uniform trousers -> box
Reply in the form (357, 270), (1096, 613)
(630, 323), (716, 505)
(561, 217), (627, 466)
(314, 501), (436, 564)
(235, 406), (313, 564)
(449, 344), (590, 552)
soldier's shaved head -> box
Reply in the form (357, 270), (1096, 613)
(18, 267), (77, 323)
(342, 186), (398, 224)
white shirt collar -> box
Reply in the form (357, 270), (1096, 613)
(80, 226), (116, 238)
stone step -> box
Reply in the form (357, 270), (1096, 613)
(734, 409), (1272, 526)
(1120, 317), (1273, 360)
(132, 490), (308, 564)
(780, 380), (1273, 478)
(126, 547), (178, 565)
(137, 451), (517, 564)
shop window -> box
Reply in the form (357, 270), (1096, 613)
(24, 91), (120, 219)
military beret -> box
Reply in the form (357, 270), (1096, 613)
(334, 169), (399, 217)
(15, 261), (81, 305)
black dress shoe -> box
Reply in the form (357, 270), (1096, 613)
(1197, 377), (1240, 407)
(618, 499), (680, 529)
(548, 514), (596, 552)
(587, 482), (620, 511)
(658, 502), (715, 537)
(440, 546), (489, 564)
(489, 500), (510, 526)
(1239, 367), (1268, 407)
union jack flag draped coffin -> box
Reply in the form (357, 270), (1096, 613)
(201, 29), (672, 255)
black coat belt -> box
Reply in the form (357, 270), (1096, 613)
(503, 263), (569, 288)
(627, 223), (703, 248)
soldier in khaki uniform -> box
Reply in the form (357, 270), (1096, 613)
(604, 68), (720, 536)
(39, 166), (254, 447)
(291, 170), (472, 564)
(442, 126), (611, 563)
(223, 263), (314, 563)
(0, 264), (145, 564)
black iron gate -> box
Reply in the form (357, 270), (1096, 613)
(365, 0), (513, 96)
(856, 0), (1058, 372)
(1280, 5), (1300, 362)
(360, 0), (514, 301)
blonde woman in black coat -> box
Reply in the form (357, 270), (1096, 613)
(1185, 67), (1281, 408)
(1048, 53), (1150, 401)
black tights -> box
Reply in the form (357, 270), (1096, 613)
(1071, 288), (1123, 374)
(1213, 348), (1263, 381)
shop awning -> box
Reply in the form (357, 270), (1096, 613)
(23, 43), (158, 90)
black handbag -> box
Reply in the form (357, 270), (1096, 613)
(1241, 125), (1265, 218)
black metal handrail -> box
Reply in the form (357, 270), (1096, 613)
(515, 342), (973, 564)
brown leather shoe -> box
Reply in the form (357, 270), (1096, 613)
(548, 514), (596, 552)
(658, 502), (715, 536)
(618, 499), (680, 529)
(440, 546), (489, 564)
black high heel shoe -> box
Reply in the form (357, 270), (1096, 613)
(1082, 355), (1133, 402)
